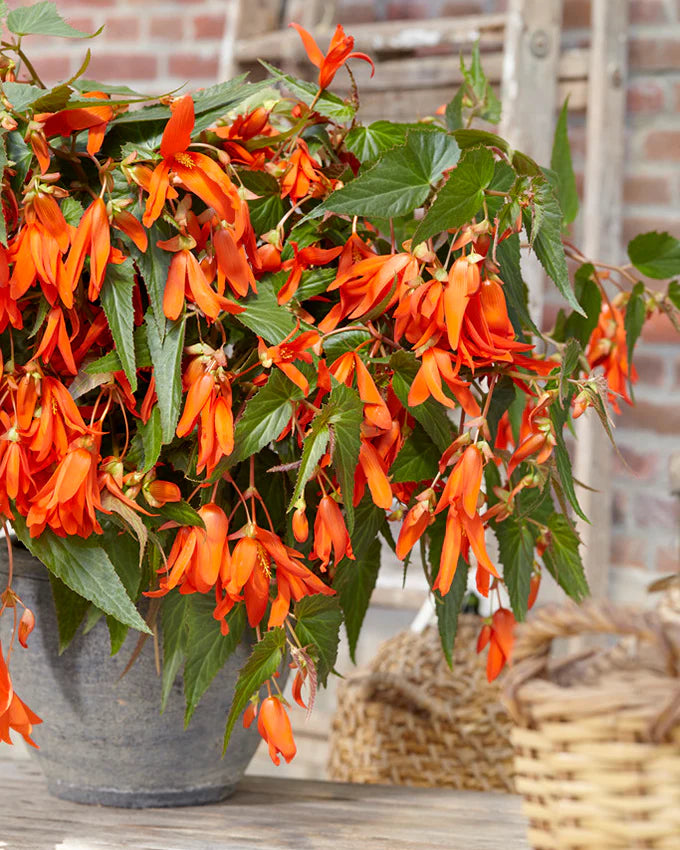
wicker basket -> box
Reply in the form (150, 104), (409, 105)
(327, 615), (515, 791)
(503, 600), (680, 850)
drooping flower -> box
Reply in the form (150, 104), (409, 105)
(310, 495), (354, 571)
(476, 608), (516, 682)
(39, 91), (114, 157)
(256, 696), (297, 765)
(290, 23), (374, 90)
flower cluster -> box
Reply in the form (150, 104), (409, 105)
(0, 6), (675, 759)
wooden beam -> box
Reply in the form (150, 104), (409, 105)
(234, 13), (509, 63)
(574, 0), (629, 600)
(500, 0), (564, 325)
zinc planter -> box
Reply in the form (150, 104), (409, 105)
(0, 544), (261, 808)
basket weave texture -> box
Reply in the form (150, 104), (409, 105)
(502, 600), (680, 850)
(327, 615), (514, 791)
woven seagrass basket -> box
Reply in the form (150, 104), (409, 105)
(502, 600), (680, 850)
(327, 615), (514, 791)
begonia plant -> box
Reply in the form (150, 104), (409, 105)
(1, 3), (678, 764)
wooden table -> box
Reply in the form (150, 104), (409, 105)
(0, 758), (530, 849)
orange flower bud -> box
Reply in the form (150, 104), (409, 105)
(18, 608), (35, 649)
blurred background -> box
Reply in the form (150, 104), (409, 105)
(5, 0), (679, 778)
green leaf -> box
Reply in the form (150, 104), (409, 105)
(7, 2), (102, 38)
(295, 268), (337, 301)
(132, 223), (172, 335)
(335, 537), (381, 663)
(628, 231), (680, 279)
(152, 500), (205, 529)
(486, 376), (518, 444)
(48, 573), (89, 654)
(100, 522), (143, 653)
(260, 61), (355, 122)
(230, 369), (305, 465)
(542, 513), (589, 601)
(12, 514), (151, 635)
(160, 591), (190, 712)
(191, 79), (270, 133)
(145, 312), (185, 445)
(444, 87), (464, 131)
(523, 175), (584, 315)
(235, 276), (300, 344)
(324, 130), (460, 220)
(184, 597), (246, 726)
(550, 99), (579, 226)
(462, 42), (501, 124)
(137, 406), (162, 473)
(323, 328), (372, 364)
(413, 145), (494, 244)
(559, 338), (583, 406)
(100, 258), (137, 392)
(0, 132), (7, 246)
(668, 280), (680, 309)
(453, 128), (509, 153)
(427, 512), (469, 667)
(561, 263), (602, 347)
(496, 234), (538, 336)
(390, 350), (454, 453)
(293, 595), (342, 686)
(390, 423), (440, 483)
(494, 516), (534, 621)
(60, 196), (85, 226)
(550, 405), (588, 522)
(223, 626), (285, 754)
(1, 82), (46, 112)
(624, 281), (646, 395)
(327, 383), (363, 532)
(289, 419), (329, 510)
(85, 324), (151, 375)
(344, 121), (411, 161)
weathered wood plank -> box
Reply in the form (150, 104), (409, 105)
(0, 758), (530, 849)
(234, 14), (509, 63)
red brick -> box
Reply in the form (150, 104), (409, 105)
(618, 398), (680, 434)
(623, 217), (680, 244)
(85, 53), (158, 81)
(611, 534), (647, 568)
(632, 352), (668, 386)
(630, 0), (668, 23)
(439, 1), (486, 14)
(563, 0), (591, 28)
(627, 79), (665, 112)
(655, 543), (680, 572)
(169, 54), (219, 79)
(644, 130), (680, 161)
(60, 16), (95, 32)
(150, 16), (184, 39)
(333, 2), (378, 24)
(34, 56), (71, 84)
(613, 445), (659, 480)
(629, 38), (680, 72)
(61, 0), (114, 6)
(385, 0), (433, 19)
(623, 175), (671, 205)
(641, 311), (680, 344)
(633, 494), (680, 529)
(193, 14), (226, 40)
(103, 15), (140, 40)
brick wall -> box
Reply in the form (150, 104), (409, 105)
(9, 0), (680, 582)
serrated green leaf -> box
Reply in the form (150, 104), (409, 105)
(48, 573), (89, 654)
(427, 512), (469, 667)
(132, 223), (172, 335)
(289, 419), (329, 510)
(322, 328), (372, 363)
(0, 132), (7, 246)
(235, 276), (300, 344)
(295, 268), (337, 301)
(335, 536), (381, 663)
(496, 234), (538, 336)
(668, 280), (680, 309)
(160, 591), (190, 712)
(523, 176), (584, 315)
(12, 514), (150, 634)
(444, 87), (464, 131)
(145, 312), (185, 444)
(60, 196), (84, 226)
(324, 130), (460, 220)
(628, 231), (680, 279)
(413, 145), (494, 244)
(85, 324), (151, 375)
(102, 520), (144, 656)
(344, 121), (412, 161)
(453, 128), (509, 152)
(494, 516), (534, 621)
(184, 597), (246, 726)
(559, 338), (583, 406)
(1, 82), (47, 111)
(624, 281), (646, 396)
(139, 405), (162, 472)
(152, 500), (205, 529)
(390, 423), (440, 483)
(550, 405), (588, 522)
(462, 42), (501, 124)
(390, 350), (454, 453)
(261, 61), (355, 122)
(562, 263), (602, 347)
(486, 376), (518, 444)
(550, 99), (579, 227)
(327, 383), (363, 532)
(542, 513), (589, 601)
(100, 258), (136, 392)
(8, 2), (102, 38)
(293, 595), (342, 686)
(223, 627), (285, 754)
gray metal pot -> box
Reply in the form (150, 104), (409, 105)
(0, 544), (263, 807)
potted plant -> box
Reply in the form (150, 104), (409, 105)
(1, 1), (677, 807)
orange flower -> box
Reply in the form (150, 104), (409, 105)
(17, 608), (35, 649)
(64, 197), (111, 301)
(310, 495), (354, 571)
(354, 439), (392, 509)
(26, 435), (104, 538)
(396, 491), (434, 559)
(34, 307), (77, 375)
(278, 242), (343, 305)
(258, 328), (319, 395)
(256, 696), (296, 765)
(407, 347), (481, 417)
(0, 642), (42, 748)
(279, 139), (325, 202)
(143, 95), (241, 228)
(329, 351), (392, 431)
(586, 303), (637, 414)
(476, 608), (515, 682)
(39, 92), (114, 156)
(290, 23), (374, 90)
(162, 246), (244, 322)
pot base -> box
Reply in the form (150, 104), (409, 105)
(46, 778), (237, 808)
